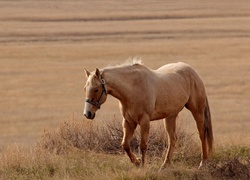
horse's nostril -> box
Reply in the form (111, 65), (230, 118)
(87, 111), (92, 118)
(84, 111), (92, 119)
(84, 110), (96, 119)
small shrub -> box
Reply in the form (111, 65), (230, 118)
(36, 115), (198, 163)
(36, 116), (125, 154)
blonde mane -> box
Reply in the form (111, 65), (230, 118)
(104, 58), (143, 70)
(126, 58), (143, 66)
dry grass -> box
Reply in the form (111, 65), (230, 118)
(0, 117), (249, 179)
(0, 0), (250, 179)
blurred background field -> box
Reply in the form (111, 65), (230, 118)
(0, 0), (249, 154)
(0, 1), (250, 179)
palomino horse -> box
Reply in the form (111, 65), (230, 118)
(83, 60), (213, 169)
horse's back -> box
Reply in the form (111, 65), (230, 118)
(156, 62), (204, 86)
(157, 62), (194, 76)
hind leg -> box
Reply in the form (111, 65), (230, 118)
(186, 100), (208, 169)
(161, 115), (177, 169)
(193, 112), (208, 169)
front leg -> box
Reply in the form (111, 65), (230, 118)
(121, 119), (140, 166)
(139, 115), (150, 167)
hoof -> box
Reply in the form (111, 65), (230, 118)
(159, 162), (174, 172)
(158, 166), (165, 172)
(198, 160), (208, 170)
(134, 158), (141, 167)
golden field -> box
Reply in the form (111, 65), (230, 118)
(0, 0), (249, 179)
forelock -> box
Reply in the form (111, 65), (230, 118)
(88, 73), (99, 86)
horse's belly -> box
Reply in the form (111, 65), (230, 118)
(150, 97), (187, 120)
(151, 111), (171, 120)
(151, 108), (183, 120)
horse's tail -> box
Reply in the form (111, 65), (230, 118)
(204, 97), (214, 155)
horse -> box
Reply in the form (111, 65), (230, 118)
(83, 60), (213, 169)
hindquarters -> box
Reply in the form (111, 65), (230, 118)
(152, 62), (214, 169)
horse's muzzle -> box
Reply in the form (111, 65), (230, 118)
(84, 111), (95, 120)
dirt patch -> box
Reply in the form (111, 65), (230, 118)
(211, 159), (250, 180)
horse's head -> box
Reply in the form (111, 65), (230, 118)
(83, 68), (107, 119)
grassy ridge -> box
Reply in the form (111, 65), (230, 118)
(1, 117), (249, 179)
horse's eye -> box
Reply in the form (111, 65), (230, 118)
(94, 89), (98, 93)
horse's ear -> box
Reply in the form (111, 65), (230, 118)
(95, 68), (100, 77)
(84, 68), (90, 78)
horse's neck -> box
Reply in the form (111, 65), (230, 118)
(103, 66), (140, 102)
